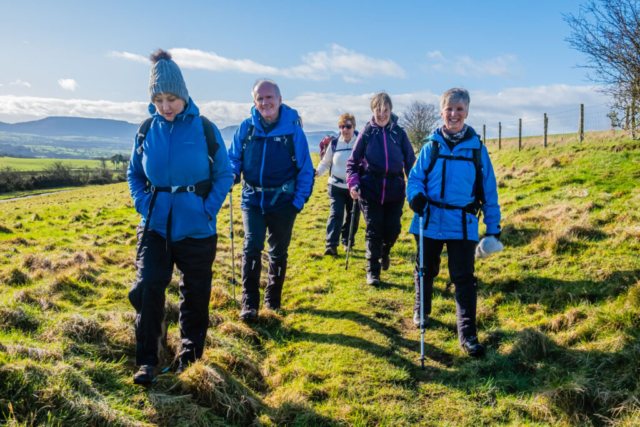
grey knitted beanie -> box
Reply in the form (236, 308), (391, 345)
(149, 50), (189, 102)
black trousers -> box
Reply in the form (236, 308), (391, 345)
(326, 184), (360, 248)
(241, 204), (298, 310)
(413, 236), (477, 344)
(359, 197), (404, 274)
(129, 226), (217, 366)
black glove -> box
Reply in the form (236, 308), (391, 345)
(409, 193), (428, 214)
(485, 226), (501, 239)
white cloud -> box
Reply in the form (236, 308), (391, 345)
(425, 52), (521, 78)
(9, 80), (31, 88)
(0, 85), (610, 135)
(109, 45), (405, 82)
(108, 51), (149, 64)
(58, 78), (79, 92)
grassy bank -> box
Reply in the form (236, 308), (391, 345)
(0, 136), (639, 426)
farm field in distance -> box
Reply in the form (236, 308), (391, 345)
(0, 157), (104, 171)
(0, 135), (639, 426)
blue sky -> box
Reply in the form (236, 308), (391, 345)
(0, 0), (609, 132)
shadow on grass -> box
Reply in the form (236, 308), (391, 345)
(292, 308), (455, 370)
(484, 269), (640, 312)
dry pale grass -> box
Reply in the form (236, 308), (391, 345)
(179, 362), (262, 424)
(48, 315), (106, 344)
(13, 288), (57, 311)
(218, 321), (259, 343)
(209, 286), (234, 309)
(0, 306), (39, 331)
(547, 308), (589, 332)
(1, 267), (29, 286)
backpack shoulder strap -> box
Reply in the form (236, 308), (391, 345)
(473, 139), (485, 204)
(136, 117), (154, 155)
(240, 123), (256, 162)
(425, 140), (439, 176)
(200, 116), (220, 164)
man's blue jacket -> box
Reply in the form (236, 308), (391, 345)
(228, 105), (314, 213)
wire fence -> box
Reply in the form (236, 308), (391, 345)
(472, 103), (626, 151)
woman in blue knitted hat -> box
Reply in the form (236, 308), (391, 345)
(127, 49), (234, 384)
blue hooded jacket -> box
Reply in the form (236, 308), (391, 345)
(127, 98), (234, 242)
(406, 126), (501, 241)
(228, 105), (314, 213)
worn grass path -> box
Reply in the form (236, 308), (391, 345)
(0, 135), (639, 426)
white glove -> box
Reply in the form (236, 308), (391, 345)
(475, 235), (504, 259)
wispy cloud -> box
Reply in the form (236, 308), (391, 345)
(109, 45), (406, 82)
(58, 78), (79, 92)
(0, 85), (609, 132)
(425, 51), (521, 78)
(9, 80), (31, 88)
(108, 51), (149, 64)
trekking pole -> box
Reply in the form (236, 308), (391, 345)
(418, 214), (426, 370)
(228, 191), (237, 305)
(345, 187), (359, 270)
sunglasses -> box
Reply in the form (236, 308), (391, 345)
(339, 124), (353, 130)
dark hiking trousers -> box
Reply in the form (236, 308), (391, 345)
(326, 184), (360, 248)
(359, 197), (404, 275)
(241, 204), (298, 310)
(413, 236), (477, 344)
(129, 226), (217, 366)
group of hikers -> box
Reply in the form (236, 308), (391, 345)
(127, 50), (502, 384)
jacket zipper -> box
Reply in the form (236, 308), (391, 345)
(382, 128), (389, 204)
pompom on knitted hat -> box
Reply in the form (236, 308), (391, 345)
(148, 49), (189, 103)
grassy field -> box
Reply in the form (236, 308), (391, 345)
(0, 157), (104, 171)
(0, 135), (639, 426)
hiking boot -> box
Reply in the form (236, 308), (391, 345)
(380, 255), (390, 271)
(265, 303), (280, 313)
(366, 271), (380, 286)
(461, 336), (485, 358)
(324, 246), (338, 256)
(133, 365), (161, 385)
(239, 308), (258, 321)
(413, 310), (429, 328)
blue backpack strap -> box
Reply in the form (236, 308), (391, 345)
(136, 117), (154, 155)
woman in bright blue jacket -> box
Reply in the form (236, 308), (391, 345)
(127, 50), (233, 384)
(407, 88), (501, 358)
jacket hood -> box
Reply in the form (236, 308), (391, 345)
(250, 104), (300, 135)
(427, 125), (480, 148)
(148, 97), (200, 120)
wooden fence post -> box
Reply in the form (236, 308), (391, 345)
(482, 124), (486, 144)
(498, 122), (502, 150)
(518, 118), (522, 152)
(579, 103), (584, 143)
(543, 113), (548, 149)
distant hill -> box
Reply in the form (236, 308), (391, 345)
(0, 117), (138, 139)
(0, 117), (334, 158)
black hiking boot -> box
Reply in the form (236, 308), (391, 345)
(413, 310), (429, 329)
(366, 271), (380, 286)
(324, 246), (338, 256)
(380, 255), (390, 271)
(461, 336), (485, 358)
(133, 365), (161, 384)
(239, 308), (258, 321)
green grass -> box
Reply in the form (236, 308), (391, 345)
(0, 157), (103, 171)
(0, 135), (639, 426)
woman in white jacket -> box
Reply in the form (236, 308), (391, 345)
(316, 113), (361, 256)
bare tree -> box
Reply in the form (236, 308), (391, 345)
(564, 0), (640, 138)
(400, 100), (440, 151)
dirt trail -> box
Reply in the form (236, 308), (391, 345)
(0, 190), (74, 203)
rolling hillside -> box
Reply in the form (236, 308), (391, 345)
(0, 133), (639, 426)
